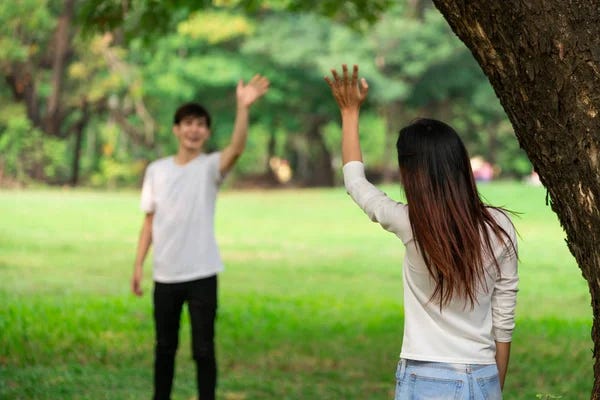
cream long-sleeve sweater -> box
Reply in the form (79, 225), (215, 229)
(343, 161), (518, 364)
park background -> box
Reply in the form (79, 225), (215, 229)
(0, 0), (593, 399)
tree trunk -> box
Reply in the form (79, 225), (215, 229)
(487, 121), (498, 167)
(5, 67), (41, 127)
(70, 124), (84, 186)
(382, 101), (404, 182)
(287, 116), (334, 187)
(69, 100), (90, 186)
(432, 0), (600, 397)
(265, 123), (279, 183)
(45, 0), (76, 136)
(407, 0), (430, 19)
(305, 116), (334, 187)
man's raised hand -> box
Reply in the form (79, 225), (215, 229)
(236, 74), (270, 108)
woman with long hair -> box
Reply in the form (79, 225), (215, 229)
(325, 65), (518, 399)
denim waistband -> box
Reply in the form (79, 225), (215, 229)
(403, 359), (495, 373)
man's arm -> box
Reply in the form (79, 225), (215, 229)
(132, 212), (153, 296)
(220, 75), (269, 175)
(324, 64), (369, 164)
(495, 341), (511, 390)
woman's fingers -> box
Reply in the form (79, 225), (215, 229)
(342, 64), (349, 82)
(360, 77), (369, 95)
(351, 65), (359, 88)
(331, 69), (341, 84)
(326, 65), (367, 105)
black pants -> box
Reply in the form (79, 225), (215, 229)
(153, 275), (217, 400)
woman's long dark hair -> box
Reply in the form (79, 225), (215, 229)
(397, 118), (516, 308)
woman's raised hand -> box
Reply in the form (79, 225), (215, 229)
(325, 64), (369, 113)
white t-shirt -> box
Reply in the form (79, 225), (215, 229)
(343, 161), (518, 365)
(140, 153), (224, 283)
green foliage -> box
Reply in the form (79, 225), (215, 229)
(286, 0), (392, 27)
(0, 0), (54, 64)
(323, 112), (387, 173)
(178, 10), (255, 42)
(0, 103), (70, 183)
(0, 0), (533, 187)
(89, 157), (144, 187)
(226, 123), (271, 176)
(78, 0), (391, 42)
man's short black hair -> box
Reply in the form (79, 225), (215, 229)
(173, 102), (211, 127)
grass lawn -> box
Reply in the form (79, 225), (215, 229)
(0, 181), (593, 399)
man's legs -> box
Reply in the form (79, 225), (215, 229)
(186, 275), (218, 400)
(153, 282), (185, 400)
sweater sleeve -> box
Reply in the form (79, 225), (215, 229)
(491, 222), (519, 342)
(342, 161), (412, 242)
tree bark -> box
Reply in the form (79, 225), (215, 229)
(305, 116), (334, 187)
(286, 116), (334, 187)
(265, 122), (279, 183)
(382, 101), (404, 182)
(431, 0), (600, 397)
(69, 100), (90, 186)
(100, 33), (156, 146)
(5, 67), (41, 127)
(407, 0), (430, 19)
(45, 0), (76, 136)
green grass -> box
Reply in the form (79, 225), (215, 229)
(0, 182), (593, 399)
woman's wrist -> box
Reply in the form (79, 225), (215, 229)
(340, 107), (360, 117)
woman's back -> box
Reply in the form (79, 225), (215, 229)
(343, 162), (518, 364)
(401, 206), (518, 364)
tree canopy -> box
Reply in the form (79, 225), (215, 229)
(0, 0), (529, 187)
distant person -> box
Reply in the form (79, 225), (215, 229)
(470, 156), (495, 182)
(269, 156), (293, 184)
(131, 75), (269, 400)
(524, 169), (542, 186)
(325, 65), (518, 399)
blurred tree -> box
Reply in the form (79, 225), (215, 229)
(2, 0), (530, 187)
(78, 0), (391, 41)
(368, 1), (529, 178)
(127, 10), (268, 178)
(0, 0), (156, 185)
(241, 12), (355, 186)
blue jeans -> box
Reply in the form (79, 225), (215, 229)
(394, 359), (502, 400)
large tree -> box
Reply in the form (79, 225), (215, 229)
(0, 0), (159, 185)
(430, 0), (600, 397)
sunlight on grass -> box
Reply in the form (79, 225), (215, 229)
(0, 183), (592, 399)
